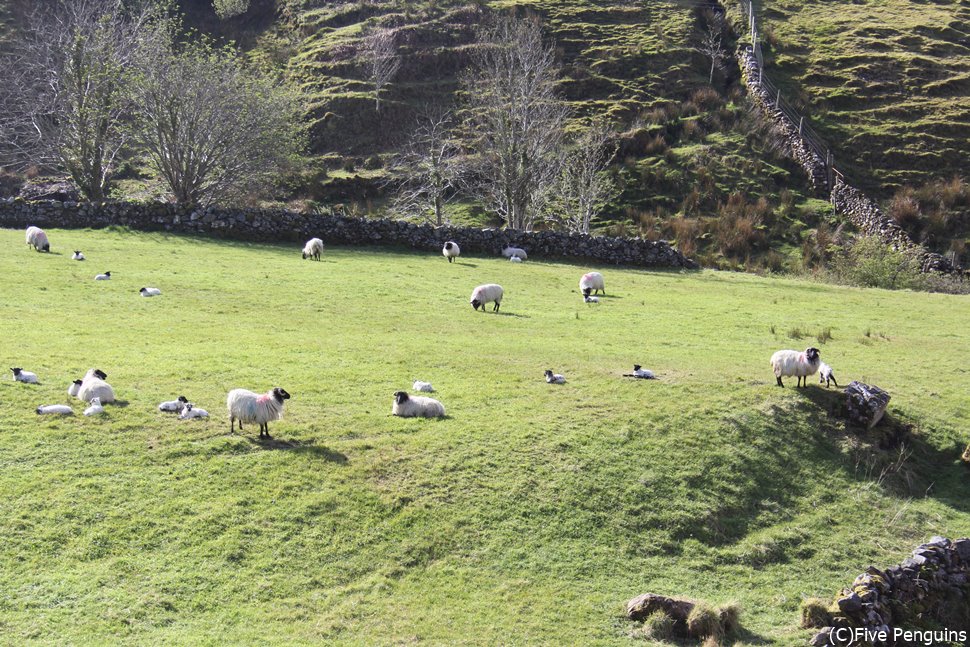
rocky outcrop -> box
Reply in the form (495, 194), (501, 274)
(844, 381), (891, 430)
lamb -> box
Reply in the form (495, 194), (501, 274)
(442, 241), (460, 263)
(470, 283), (504, 312)
(623, 364), (656, 379)
(392, 391), (445, 418)
(68, 379), (83, 397)
(770, 347), (821, 388)
(139, 287), (161, 297)
(159, 396), (189, 413)
(302, 238), (324, 261)
(72, 250), (85, 261)
(579, 272), (605, 297)
(509, 255), (522, 263)
(502, 246), (527, 260)
(26, 226), (50, 252)
(544, 370), (566, 384)
(818, 362), (839, 388)
(37, 404), (73, 415)
(83, 398), (104, 416)
(583, 295), (599, 304)
(11, 368), (38, 383)
(413, 381), (435, 393)
(78, 368), (115, 403)
(227, 387), (290, 437)
(95, 272), (111, 281)
(179, 403), (209, 419)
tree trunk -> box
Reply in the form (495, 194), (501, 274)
(845, 381), (891, 429)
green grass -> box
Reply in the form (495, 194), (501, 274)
(2, 227), (969, 643)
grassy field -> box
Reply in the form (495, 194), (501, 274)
(1, 227), (969, 644)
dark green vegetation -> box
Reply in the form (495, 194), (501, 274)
(1, 228), (969, 643)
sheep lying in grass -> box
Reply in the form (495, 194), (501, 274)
(623, 365), (656, 379)
(442, 241), (460, 263)
(471, 284), (503, 312)
(770, 347), (821, 388)
(11, 368), (38, 384)
(413, 381), (435, 393)
(68, 379), (83, 397)
(818, 362), (839, 388)
(580, 272), (605, 297)
(227, 387), (290, 437)
(84, 398), (104, 416)
(179, 403), (209, 419)
(159, 396), (189, 413)
(140, 287), (161, 297)
(392, 391), (445, 418)
(95, 272), (111, 281)
(37, 404), (73, 415)
(583, 295), (599, 304)
(544, 370), (566, 384)
(502, 246), (527, 260)
(302, 238), (324, 260)
(509, 255), (522, 263)
(78, 368), (115, 403)
(72, 250), (85, 261)
(26, 226), (50, 252)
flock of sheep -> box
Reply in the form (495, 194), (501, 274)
(15, 225), (840, 435)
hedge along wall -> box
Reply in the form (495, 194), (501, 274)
(0, 199), (697, 269)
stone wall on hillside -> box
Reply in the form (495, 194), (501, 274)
(0, 198), (697, 269)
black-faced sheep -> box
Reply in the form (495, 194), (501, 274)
(770, 347), (821, 388)
(471, 284), (503, 312)
(392, 391), (445, 418)
(227, 387), (290, 437)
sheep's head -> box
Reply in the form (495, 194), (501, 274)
(42, 243), (50, 252)
(582, 287), (592, 297)
(11, 367), (22, 375)
(302, 251), (308, 259)
(471, 299), (482, 310)
(90, 398), (100, 406)
(393, 391), (409, 404)
(93, 369), (107, 380)
(139, 287), (148, 293)
(177, 395), (188, 403)
(272, 387), (291, 402)
(633, 364), (642, 371)
(544, 370), (553, 378)
(73, 379), (83, 386)
(805, 348), (821, 362)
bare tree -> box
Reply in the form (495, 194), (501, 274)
(554, 120), (619, 234)
(460, 15), (568, 231)
(387, 107), (461, 225)
(0, 0), (164, 200)
(363, 28), (400, 113)
(697, 17), (727, 85)
(132, 39), (305, 206)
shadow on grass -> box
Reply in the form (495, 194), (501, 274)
(246, 435), (348, 462)
(108, 399), (130, 408)
(493, 311), (530, 318)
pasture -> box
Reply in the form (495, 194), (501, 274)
(1, 227), (968, 644)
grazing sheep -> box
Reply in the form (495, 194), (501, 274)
(509, 255), (522, 263)
(623, 364), (656, 379)
(502, 246), (527, 260)
(83, 398), (104, 416)
(413, 381), (435, 393)
(95, 272), (111, 281)
(579, 272), (605, 297)
(72, 250), (85, 261)
(470, 283), (504, 312)
(139, 287), (161, 297)
(26, 226), (50, 252)
(442, 241), (460, 263)
(11, 368), (38, 383)
(37, 404), (73, 415)
(159, 396), (189, 413)
(227, 387), (290, 437)
(770, 347), (821, 388)
(302, 238), (324, 261)
(179, 403), (209, 419)
(78, 368), (115, 403)
(544, 370), (566, 384)
(583, 295), (599, 304)
(392, 391), (445, 418)
(68, 379), (83, 397)
(818, 362), (839, 388)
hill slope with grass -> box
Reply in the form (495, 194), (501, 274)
(1, 227), (969, 644)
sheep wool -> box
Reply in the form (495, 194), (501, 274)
(84, 398), (104, 416)
(159, 396), (189, 413)
(392, 391), (445, 418)
(26, 226), (50, 252)
(302, 238), (325, 261)
(442, 241), (460, 263)
(470, 283), (504, 312)
(818, 362), (839, 388)
(139, 287), (161, 297)
(78, 368), (115, 403)
(509, 255), (522, 263)
(502, 246), (527, 260)
(11, 368), (38, 383)
(770, 347), (821, 388)
(37, 404), (73, 415)
(68, 379), (83, 397)
(413, 381), (435, 393)
(544, 370), (566, 384)
(579, 272), (605, 297)
(179, 404), (209, 419)
(630, 365), (655, 379)
(95, 272), (111, 281)
(227, 387), (290, 437)
(583, 295), (599, 303)
(72, 250), (85, 261)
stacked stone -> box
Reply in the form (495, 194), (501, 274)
(810, 537), (970, 646)
(844, 381), (891, 429)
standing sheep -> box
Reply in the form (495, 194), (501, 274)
(302, 238), (324, 261)
(392, 391), (445, 418)
(227, 387), (290, 437)
(442, 241), (460, 263)
(25, 226), (50, 252)
(470, 284), (504, 312)
(770, 347), (821, 388)
(818, 362), (839, 388)
(579, 272), (605, 297)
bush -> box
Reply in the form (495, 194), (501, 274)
(639, 610), (674, 641)
(800, 597), (832, 628)
(687, 601), (722, 640)
(829, 236), (923, 290)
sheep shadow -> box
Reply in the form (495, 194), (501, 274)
(245, 435), (348, 462)
(457, 262), (478, 268)
(492, 311), (530, 319)
(108, 399), (130, 408)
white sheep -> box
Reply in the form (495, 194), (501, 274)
(78, 368), (115, 403)
(83, 398), (104, 416)
(392, 391), (445, 418)
(502, 246), (527, 260)
(68, 379), (83, 397)
(37, 404), (73, 415)
(624, 364), (656, 379)
(413, 380), (435, 393)
(302, 238), (324, 261)
(11, 367), (38, 383)
(442, 241), (460, 263)
(139, 287), (161, 297)
(509, 255), (522, 263)
(227, 387), (290, 437)
(770, 347), (821, 388)
(583, 295), (599, 304)
(95, 272), (111, 281)
(818, 362), (839, 388)
(26, 226), (50, 252)
(159, 396), (189, 413)
(470, 283), (504, 312)
(179, 403), (209, 419)
(579, 272), (605, 297)
(544, 370), (566, 384)
(72, 250), (85, 261)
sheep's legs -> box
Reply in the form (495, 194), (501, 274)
(776, 376), (784, 387)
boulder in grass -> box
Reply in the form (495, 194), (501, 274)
(627, 593), (694, 625)
(845, 381), (891, 429)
